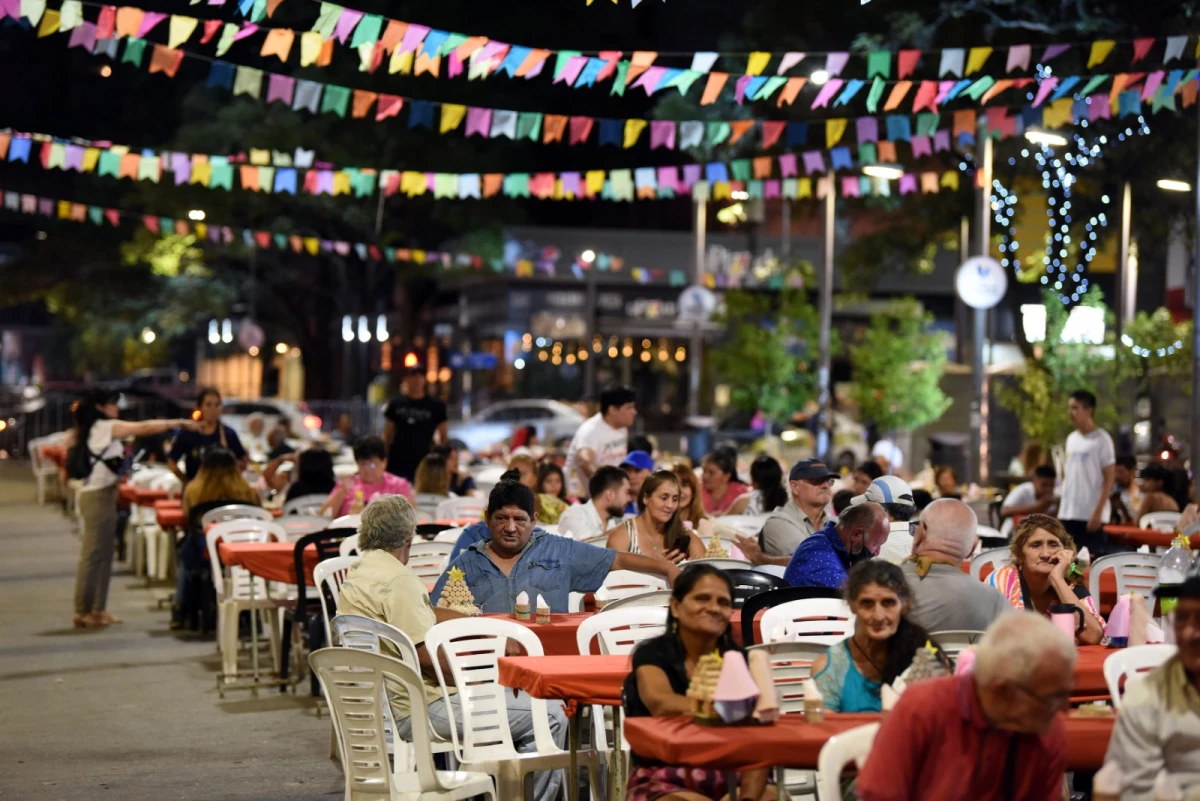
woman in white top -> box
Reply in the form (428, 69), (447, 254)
(604, 471), (704, 563)
(70, 389), (197, 629)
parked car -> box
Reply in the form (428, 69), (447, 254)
(447, 400), (586, 454)
(221, 398), (323, 443)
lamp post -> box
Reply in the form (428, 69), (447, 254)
(816, 172), (837, 459)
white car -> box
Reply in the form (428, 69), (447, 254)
(221, 398), (322, 445)
(448, 400), (586, 454)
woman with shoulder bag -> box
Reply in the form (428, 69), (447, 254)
(70, 389), (198, 629)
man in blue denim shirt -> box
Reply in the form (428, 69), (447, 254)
(783, 502), (888, 589)
(433, 480), (679, 613)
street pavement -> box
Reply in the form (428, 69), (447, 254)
(0, 464), (340, 800)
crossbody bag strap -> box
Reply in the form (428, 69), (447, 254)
(1003, 735), (1020, 801)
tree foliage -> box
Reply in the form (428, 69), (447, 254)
(711, 286), (824, 422)
(848, 298), (951, 433)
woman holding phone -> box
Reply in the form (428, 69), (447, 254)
(604, 470), (704, 563)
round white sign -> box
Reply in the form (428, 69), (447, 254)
(955, 257), (1008, 310)
(678, 286), (718, 322)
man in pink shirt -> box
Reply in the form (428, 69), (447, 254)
(857, 613), (1075, 801)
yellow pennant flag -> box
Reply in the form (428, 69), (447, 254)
(624, 119), (648, 148)
(299, 31), (323, 66)
(260, 27), (294, 61)
(332, 172), (351, 196)
(168, 15), (198, 49)
(746, 51), (771, 76)
(304, 237), (320, 256)
(825, 118), (848, 147)
(389, 48), (413, 75)
(1088, 40), (1115, 69)
(194, 223), (206, 240)
(966, 47), (992, 75)
(36, 7), (58, 36)
(249, 148), (270, 165)
(440, 104), (466, 133)
(81, 147), (99, 172)
(586, 170), (605, 195)
(797, 178), (812, 199)
(57, 200), (71, 219)
(940, 171), (959, 191)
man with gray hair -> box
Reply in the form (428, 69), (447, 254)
(857, 613), (1075, 801)
(782, 502), (889, 589)
(901, 498), (1010, 633)
(337, 495), (567, 801)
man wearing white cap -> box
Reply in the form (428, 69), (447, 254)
(851, 475), (918, 564)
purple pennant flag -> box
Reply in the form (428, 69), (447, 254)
(735, 74), (753, 104)
(320, 239), (333, 252)
(208, 226), (221, 243)
(1089, 97), (1111, 121)
(855, 117), (879, 144)
(1141, 71), (1165, 101)
(657, 166), (680, 192)
(1041, 44), (1070, 62)
(764, 179), (780, 199)
(135, 11), (167, 38)
(1033, 77), (1058, 106)
(911, 135), (932, 157)
(316, 171), (334, 195)
(64, 145), (85, 171)
(682, 163), (702, 188)
(425, 173), (436, 192)
(935, 80), (957, 104)
(171, 153), (191, 184)
(267, 74), (295, 105)
(398, 24), (429, 55)
(561, 172), (581, 196)
(234, 23), (258, 41)
(633, 66), (668, 95)
(802, 151), (826, 174)
(465, 108), (492, 137)
(779, 153), (797, 177)
(899, 174), (917, 195)
(811, 79), (843, 109)
(825, 52), (849, 76)
(68, 21), (96, 50)
(38, 198), (53, 216)
(650, 121), (676, 150)
(333, 8), (363, 44)
(934, 130), (951, 152)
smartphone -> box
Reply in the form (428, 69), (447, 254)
(673, 534), (692, 553)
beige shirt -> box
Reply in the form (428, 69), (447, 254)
(336, 549), (450, 717)
(1105, 655), (1200, 800)
(761, 501), (827, 557)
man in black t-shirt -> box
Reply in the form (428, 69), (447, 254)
(383, 366), (447, 481)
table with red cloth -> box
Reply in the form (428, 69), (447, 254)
(484, 611), (754, 655)
(39, 444), (67, 467)
(499, 654), (630, 706)
(1103, 524), (1199, 550)
(157, 504), (282, 530)
(218, 541), (320, 586)
(622, 712), (1114, 772)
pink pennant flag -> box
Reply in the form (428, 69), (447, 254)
(67, 20), (95, 49)
(656, 166), (680, 192)
(764, 180), (780, 199)
(554, 55), (588, 85)
(841, 176), (861, 197)
(569, 117), (594, 144)
(649, 120), (676, 149)
(104, 208), (119, 226)
(266, 73), (295, 104)
(1033, 77), (1058, 106)
(899, 174), (917, 195)
(597, 50), (622, 82)
(135, 11), (166, 38)
(1141, 70), (1165, 101)
(1132, 38), (1155, 63)
(397, 24), (429, 55)
(233, 22), (258, 41)
(1041, 44), (1070, 62)
(1088, 96), (1111, 121)
(465, 107), (492, 137)
(811, 78), (843, 109)
(825, 52), (849, 76)
(779, 153), (797, 177)
(898, 49), (920, 79)
(1006, 45), (1030, 72)
(912, 80), (939, 112)
(632, 66), (668, 95)
(734, 74), (753, 104)
(911, 135), (932, 157)
(761, 121), (786, 149)
(934, 80), (957, 105)
(777, 52), (804, 74)
(333, 8), (363, 44)
(447, 50), (465, 78)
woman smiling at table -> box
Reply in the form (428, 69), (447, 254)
(987, 514), (1105, 645)
(623, 564), (776, 801)
(605, 471), (704, 563)
(811, 560), (946, 712)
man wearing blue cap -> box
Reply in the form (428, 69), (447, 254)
(621, 450), (654, 515)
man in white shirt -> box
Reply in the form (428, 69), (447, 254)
(853, 475), (917, 564)
(999, 465), (1059, 537)
(1059, 390), (1116, 554)
(556, 467), (631, 541)
(564, 386), (637, 498)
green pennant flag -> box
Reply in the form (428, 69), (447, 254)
(503, 173), (531, 198)
(97, 150), (120, 178)
(274, 233), (288, 249)
(1152, 86), (1176, 113)
(1078, 74), (1109, 99)
(350, 13), (382, 48)
(610, 60), (629, 97)
(353, 171), (377, 197)
(867, 51), (890, 79)
(122, 37), (147, 67)
(859, 142), (878, 164)
(384, 247), (396, 262)
(321, 85), (351, 117)
(963, 76), (995, 101)
(730, 159), (751, 182)
(747, 179), (764, 199)
(916, 113), (940, 136)
(249, 0), (266, 22)
(516, 112), (542, 141)
(88, 206), (102, 225)
(216, 23), (237, 57)
(660, 68), (702, 96)
(707, 121), (731, 145)
(210, 158), (233, 190)
(553, 50), (581, 81)
(866, 77), (885, 113)
(313, 2), (342, 39)
(439, 32), (468, 57)
(259, 166), (275, 191)
(159, 217), (173, 233)
(753, 76), (788, 101)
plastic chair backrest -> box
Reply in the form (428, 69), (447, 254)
(290, 528), (355, 617)
(282, 494), (329, 516)
(331, 513), (362, 531)
(314, 556), (358, 647)
(1089, 552), (1162, 603)
(816, 723), (880, 801)
(1139, 511), (1182, 532)
(576, 607), (668, 655)
(277, 514), (328, 541)
(148, 472), (182, 496)
(1103, 644), (1178, 708)
(746, 641), (828, 714)
(714, 514), (770, 536)
(338, 533), (360, 558)
(423, 618), (559, 762)
(976, 525), (1004, 541)
(433, 527), (464, 544)
(685, 558), (753, 571)
(129, 467), (169, 488)
(434, 497), (486, 521)
(760, 598), (855, 646)
(601, 570), (669, 601)
(723, 568), (790, 609)
(201, 504), (272, 528)
(927, 630), (985, 662)
(583, 534), (610, 546)
(969, 547), (1010, 582)
(738, 586), (845, 646)
(206, 522), (279, 599)
(600, 589), (674, 611)
(407, 548), (450, 584)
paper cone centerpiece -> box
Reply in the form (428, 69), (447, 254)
(515, 590), (531, 620)
(704, 533), (729, 559)
(954, 647), (977, 676)
(535, 593), (551, 623)
(686, 651), (725, 720)
(1105, 594), (1133, 647)
(898, 641), (948, 686)
(711, 651), (760, 723)
(880, 683), (901, 712)
(437, 566), (481, 616)
(802, 677), (824, 722)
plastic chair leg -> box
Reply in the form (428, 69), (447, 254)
(219, 601), (239, 679)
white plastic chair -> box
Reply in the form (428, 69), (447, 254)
(929, 630), (985, 663)
(201, 504), (273, 528)
(309, 647), (496, 801)
(423, 617), (598, 800)
(601, 570), (669, 602)
(435, 496), (487, 521)
(313, 556), (358, 651)
(685, 557), (753, 570)
(583, 534), (610, 546)
(277, 514), (328, 541)
(1139, 511), (1182, 532)
(408, 541), (453, 585)
(969, 547), (1010, 582)
(1103, 644), (1178, 708)
(714, 514), (770, 536)
(28, 435), (65, 505)
(434, 526), (465, 544)
(748, 640), (827, 798)
(1088, 553), (1162, 603)
(333, 462), (358, 478)
(206, 521), (286, 680)
(816, 723), (880, 801)
(338, 533), (360, 558)
(282, 493), (330, 516)
(129, 468), (174, 579)
(599, 589), (673, 611)
(760, 599), (855, 646)
(331, 513), (362, 531)
(976, 525), (1004, 541)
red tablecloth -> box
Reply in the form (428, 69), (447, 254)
(485, 613), (596, 656)
(134, 487), (172, 506)
(40, 444), (67, 466)
(623, 713), (1114, 772)
(157, 505), (282, 529)
(218, 541), (319, 586)
(1073, 645), (1110, 702)
(1104, 524), (1198, 549)
(499, 655), (631, 706)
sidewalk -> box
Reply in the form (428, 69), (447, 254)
(0, 464), (339, 800)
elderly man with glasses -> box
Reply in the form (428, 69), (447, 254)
(735, 458), (839, 567)
(857, 613), (1075, 801)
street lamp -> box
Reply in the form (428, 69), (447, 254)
(862, 165), (905, 180)
(140, 328), (156, 344)
(275, 342), (288, 354)
(187, 209), (206, 221)
(1024, 130), (1069, 148)
(810, 69), (829, 86)
(1156, 179), (1192, 192)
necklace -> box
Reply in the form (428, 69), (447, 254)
(849, 634), (886, 681)
(634, 517), (663, 552)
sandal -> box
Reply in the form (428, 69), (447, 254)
(92, 611), (123, 625)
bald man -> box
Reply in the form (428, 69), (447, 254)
(902, 499), (1011, 632)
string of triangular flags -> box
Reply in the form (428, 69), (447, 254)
(0, 188), (686, 283)
(19, 0), (1200, 112)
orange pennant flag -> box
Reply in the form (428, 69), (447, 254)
(883, 80), (912, 111)
(728, 120), (755, 144)
(148, 45), (184, 77)
(239, 164), (259, 191)
(454, 35), (487, 62)
(626, 51), (658, 83)
(266, 0), (285, 15)
(118, 153), (140, 179)
(380, 20), (407, 53)
(542, 115), (568, 143)
(981, 78), (1013, 105)
(482, 174), (503, 197)
(1182, 80), (1199, 108)
(776, 76), (806, 107)
(700, 72), (729, 105)
(114, 6), (144, 38)
(876, 141), (897, 162)
(514, 49), (551, 78)
(953, 110), (976, 137)
(752, 156), (772, 179)
(415, 53), (440, 76)
(352, 89), (377, 118)
(260, 28), (293, 61)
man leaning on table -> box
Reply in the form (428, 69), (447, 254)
(857, 613), (1075, 801)
(1103, 565), (1200, 798)
(432, 479), (680, 613)
(336, 495), (568, 801)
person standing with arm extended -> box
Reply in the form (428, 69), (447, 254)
(167, 387), (247, 483)
(564, 385), (637, 498)
(71, 389), (198, 628)
(382, 365), (447, 483)
(1058, 390), (1116, 555)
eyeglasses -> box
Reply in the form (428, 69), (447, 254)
(1012, 681), (1071, 708)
